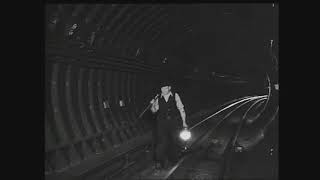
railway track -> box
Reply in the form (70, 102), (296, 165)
(108, 94), (275, 180)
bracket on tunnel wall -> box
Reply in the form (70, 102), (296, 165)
(103, 100), (110, 109)
(119, 100), (125, 107)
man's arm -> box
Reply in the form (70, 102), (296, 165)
(175, 93), (187, 128)
(150, 98), (159, 113)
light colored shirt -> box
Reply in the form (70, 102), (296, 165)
(152, 92), (184, 112)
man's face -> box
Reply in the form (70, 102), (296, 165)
(161, 86), (171, 95)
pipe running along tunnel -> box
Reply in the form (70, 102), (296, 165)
(45, 3), (278, 180)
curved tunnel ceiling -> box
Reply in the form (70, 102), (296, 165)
(46, 3), (278, 80)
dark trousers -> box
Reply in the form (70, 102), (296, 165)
(155, 116), (180, 166)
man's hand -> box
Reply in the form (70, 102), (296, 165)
(150, 99), (155, 104)
(150, 94), (159, 105)
(183, 121), (188, 128)
(150, 98), (158, 113)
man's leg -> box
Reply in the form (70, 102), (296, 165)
(167, 128), (180, 164)
(156, 120), (169, 169)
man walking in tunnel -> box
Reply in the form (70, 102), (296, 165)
(150, 79), (188, 172)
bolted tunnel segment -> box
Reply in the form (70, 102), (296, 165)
(45, 3), (278, 180)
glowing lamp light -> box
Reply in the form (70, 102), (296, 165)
(180, 129), (191, 141)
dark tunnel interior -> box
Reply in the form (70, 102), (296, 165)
(45, 3), (278, 180)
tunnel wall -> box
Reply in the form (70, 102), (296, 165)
(45, 4), (168, 175)
(45, 48), (159, 174)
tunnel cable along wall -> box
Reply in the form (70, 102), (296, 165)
(45, 52), (160, 175)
